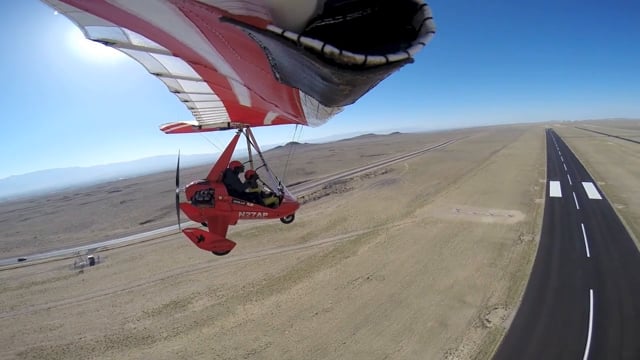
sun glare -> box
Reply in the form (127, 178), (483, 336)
(67, 27), (126, 63)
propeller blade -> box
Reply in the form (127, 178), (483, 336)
(175, 150), (182, 232)
(176, 150), (180, 188)
(176, 192), (181, 232)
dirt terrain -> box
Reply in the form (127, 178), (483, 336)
(0, 122), (637, 359)
(0, 131), (449, 259)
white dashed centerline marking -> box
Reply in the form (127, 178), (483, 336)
(549, 181), (562, 198)
(567, 174), (573, 185)
(582, 182), (603, 200)
(573, 192), (580, 209)
(563, 163), (568, 171)
(581, 223), (591, 258)
(583, 289), (594, 360)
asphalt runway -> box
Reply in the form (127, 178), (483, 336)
(494, 129), (640, 359)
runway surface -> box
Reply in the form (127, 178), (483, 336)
(494, 129), (640, 359)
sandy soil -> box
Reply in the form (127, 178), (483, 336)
(553, 120), (640, 244)
(0, 132), (452, 259)
(0, 122), (635, 359)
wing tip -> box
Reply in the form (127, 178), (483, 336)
(160, 121), (200, 134)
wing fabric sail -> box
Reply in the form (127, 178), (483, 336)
(43, 0), (435, 133)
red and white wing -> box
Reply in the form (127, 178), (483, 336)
(43, 0), (436, 133)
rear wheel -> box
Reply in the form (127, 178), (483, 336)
(280, 214), (295, 224)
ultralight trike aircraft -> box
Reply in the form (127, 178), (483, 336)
(176, 127), (298, 256)
(45, 0), (435, 256)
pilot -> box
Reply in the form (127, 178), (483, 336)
(244, 170), (280, 208)
(222, 160), (250, 198)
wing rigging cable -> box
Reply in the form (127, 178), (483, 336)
(43, 0), (436, 133)
(282, 124), (303, 184)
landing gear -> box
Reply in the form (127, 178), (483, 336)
(280, 214), (295, 224)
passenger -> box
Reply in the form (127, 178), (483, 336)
(244, 170), (280, 208)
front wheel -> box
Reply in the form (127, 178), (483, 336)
(280, 214), (295, 224)
(212, 250), (231, 256)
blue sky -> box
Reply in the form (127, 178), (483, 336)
(1, 1), (639, 179)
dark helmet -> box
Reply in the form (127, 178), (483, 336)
(244, 169), (258, 181)
(229, 160), (244, 171)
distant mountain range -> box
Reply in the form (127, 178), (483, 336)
(0, 154), (217, 202)
(0, 130), (410, 202)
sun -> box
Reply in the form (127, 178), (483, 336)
(66, 26), (127, 64)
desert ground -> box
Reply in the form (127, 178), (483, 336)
(0, 121), (638, 359)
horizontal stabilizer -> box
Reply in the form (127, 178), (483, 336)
(183, 228), (236, 255)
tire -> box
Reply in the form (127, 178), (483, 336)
(280, 214), (295, 224)
(212, 250), (231, 256)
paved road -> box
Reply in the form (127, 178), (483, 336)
(575, 126), (640, 145)
(0, 139), (456, 267)
(0, 225), (181, 267)
(494, 129), (640, 359)
(575, 126), (640, 144)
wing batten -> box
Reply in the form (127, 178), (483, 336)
(83, 25), (171, 54)
(110, 0), (253, 107)
(158, 77), (210, 92)
(101, 41), (173, 56)
(153, 73), (208, 82)
(175, 93), (222, 102)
